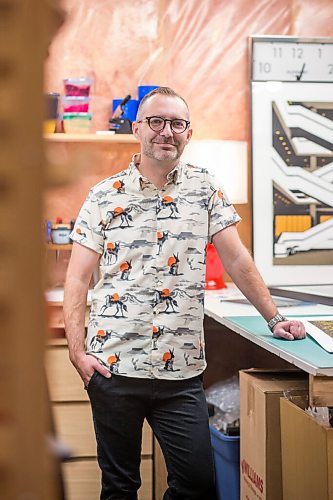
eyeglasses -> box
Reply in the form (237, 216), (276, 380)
(137, 116), (190, 134)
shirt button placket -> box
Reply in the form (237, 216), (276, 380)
(152, 190), (167, 377)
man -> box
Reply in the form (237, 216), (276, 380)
(64, 87), (305, 500)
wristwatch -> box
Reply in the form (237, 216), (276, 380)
(267, 313), (287, 332)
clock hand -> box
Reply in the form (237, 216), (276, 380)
(296, 63), (306, 81)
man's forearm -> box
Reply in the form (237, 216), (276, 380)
(227, 249), (278, 322)
(63, 276), (89, 362)
(213, 227), (305, 340)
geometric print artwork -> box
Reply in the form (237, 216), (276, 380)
(252, 82), (333, 285)
(272, 100), (333, 265)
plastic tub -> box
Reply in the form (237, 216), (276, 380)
(209, 425), (240, 500)
(51, 224), (71, 244)
(63, 112), (92, 134)
(62, 96), (90, 113)
(138, 85), (159, 101)
(64, 77), (93, 96)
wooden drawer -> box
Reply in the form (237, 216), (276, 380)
(63, 459), (99, 500)
(54, 403), (153, 457)
(154, 438), (168, 499)
(139, 457), (153, 500)
(48, 305), (90, 328)
(142, 420), (153, 455)
(48, 306), (65, 328)
(53, 403), (96, 457)
(46, 346), (88, 402)
(63, 457), (152, 500)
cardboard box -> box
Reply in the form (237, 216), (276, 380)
(239, 370), (308, 500)
(280, 397), (333, 500)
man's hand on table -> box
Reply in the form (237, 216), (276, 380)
(272, 320), (306, 341)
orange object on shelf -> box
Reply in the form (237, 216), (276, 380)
(205, 243), (226, 290)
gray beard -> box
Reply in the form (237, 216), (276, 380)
(143, 141), (185, 162)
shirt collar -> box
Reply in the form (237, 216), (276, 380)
(128, 153), (181, 190)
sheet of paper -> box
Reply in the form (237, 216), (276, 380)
(300, 316), (333, 353)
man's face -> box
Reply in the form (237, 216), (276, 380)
(133, 95), (192, 163)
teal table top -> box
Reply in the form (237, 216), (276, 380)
(224, 315), (333, 375)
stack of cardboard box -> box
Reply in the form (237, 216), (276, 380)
(239, 370), (308, 500)
(280, 397), (333, 500)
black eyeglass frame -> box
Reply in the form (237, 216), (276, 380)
(137, 116), (190, 134)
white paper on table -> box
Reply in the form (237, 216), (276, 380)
(300, 316), (333, 353)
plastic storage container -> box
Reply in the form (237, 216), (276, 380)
(209, 425), (240, 500)
(63, 112), (92, 133)
(62, 96), (90, 112)
(51, 224), (72, 244)
(64, 77), (93, 96)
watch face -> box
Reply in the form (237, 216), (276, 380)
(252, 38), (333, 82)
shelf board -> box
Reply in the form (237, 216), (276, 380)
(44, 133), (138, 143)
(45, 243), (73, 251)
(47, 337), (67, 346)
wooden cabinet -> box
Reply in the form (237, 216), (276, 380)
(63, 459), (152, 500)
(46, 338), (153, 500)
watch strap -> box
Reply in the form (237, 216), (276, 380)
(267, 313), (287, 332)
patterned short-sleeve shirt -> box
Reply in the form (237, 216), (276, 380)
(70, 154), (241, 379)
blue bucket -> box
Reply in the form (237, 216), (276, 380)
(112, 99), (139, 122)
(138, 85), (159, 101)
(210, 425), (240, 500)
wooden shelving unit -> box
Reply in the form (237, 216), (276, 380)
(46, 243), (73, 251)
(44, 126), (154, 499)
(44, 133), (138, 143)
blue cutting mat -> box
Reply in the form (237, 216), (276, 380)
(226, 315), (333, 369)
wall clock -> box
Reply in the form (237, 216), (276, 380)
(252, 36), (333, 82)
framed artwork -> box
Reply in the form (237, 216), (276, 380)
(250, 37), (333, 285)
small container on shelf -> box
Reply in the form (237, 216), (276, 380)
(44, 92), (60, 134)
(64, 77), (93, 96)
(51, 223), (72, 245)
(61, 95), (90, 113)
(63, 112), (92, 134)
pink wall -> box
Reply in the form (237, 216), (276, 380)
(45, 0), (333, 140)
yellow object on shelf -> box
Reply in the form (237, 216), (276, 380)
(43, 119), (57, 134)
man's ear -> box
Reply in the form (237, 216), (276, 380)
(132, 121), (140, 140)
(185, 128), (193, 144)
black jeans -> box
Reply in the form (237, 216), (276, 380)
(87, 372), (217, 500)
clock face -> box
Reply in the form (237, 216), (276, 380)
(252, 38), (333, 82)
